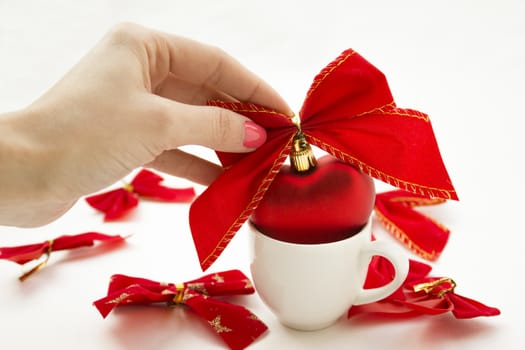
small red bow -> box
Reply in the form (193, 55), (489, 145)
(86, 168), (196, 221)
(93, 270), (267, 350)
(0, 232), (126, 281)
(190, 49), (458, 271)
(348, 257), (500, 319)
(374, 189), (450, 261)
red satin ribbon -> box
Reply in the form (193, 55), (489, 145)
(86, 168), (196, 221)
(0, 232), (126, 281)
(348, 257), (500, 319)
(374, 190), (450, 260)
(93, 270), (267, 350)
(190, 49), (458, 271)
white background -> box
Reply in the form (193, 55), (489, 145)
(1, 1), (523, 349)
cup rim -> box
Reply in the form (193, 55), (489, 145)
(248, 216), (372, 247)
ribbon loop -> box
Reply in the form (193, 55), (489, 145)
(374, 190), (450, 260)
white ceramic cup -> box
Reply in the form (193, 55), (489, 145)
(249, 217), (409, 331)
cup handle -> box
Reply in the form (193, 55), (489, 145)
(353, 240), (410, 305)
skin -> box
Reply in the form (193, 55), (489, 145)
(0, 22), (292, 227)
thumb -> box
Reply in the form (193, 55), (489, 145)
(168, 102), (267, 152)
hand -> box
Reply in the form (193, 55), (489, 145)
(0, 22), (292, 227)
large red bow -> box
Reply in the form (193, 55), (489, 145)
(86, 168), (196, 221)
(190, 49), (458, 270)
(93, 270), (267, 350)
(0, 232), (126, 281)
(348, 257), (500, 319)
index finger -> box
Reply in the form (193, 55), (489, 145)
(159, 32), (293, 115)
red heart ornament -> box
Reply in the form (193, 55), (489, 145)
(250, 154), (375, 244)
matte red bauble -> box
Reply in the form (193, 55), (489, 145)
(250, 133), (375, 244)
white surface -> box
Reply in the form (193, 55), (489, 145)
(1, 1), (523, 349)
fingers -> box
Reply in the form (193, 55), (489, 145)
(155, 73), (238, 105)
(160, 98), (267, 153)
(157, 31), (293, 115)
(148, 149), (223, 186)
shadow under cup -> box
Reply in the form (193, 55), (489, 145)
(249, 217), (409, 331)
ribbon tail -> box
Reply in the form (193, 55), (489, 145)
(374, 190), (450, 260)
(190, 134), (293, 271)
(185, 292), (267, 350)
(447, 293), (501, 318)
(189, 101), (296, 271)
(51, 232), (126, 251)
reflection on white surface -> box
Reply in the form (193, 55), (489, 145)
(1, 1), (523, 349)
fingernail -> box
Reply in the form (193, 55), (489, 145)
(243, 120), (267, 148)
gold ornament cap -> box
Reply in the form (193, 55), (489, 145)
(290, 131), (317, 172)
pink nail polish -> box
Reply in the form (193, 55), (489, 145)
(243, 120), (267, 148)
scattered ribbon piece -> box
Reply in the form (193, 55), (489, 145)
(190, 48), (458, 271)
(347, 257), (500, 319)
(86, 168), (196, 221)
(374, 189), (450, 261)
(93, 269), (267, 350)
(0, 232), (126, 281)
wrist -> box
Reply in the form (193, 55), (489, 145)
(0, 109), (40, 195)
(0, 108), (72, 226)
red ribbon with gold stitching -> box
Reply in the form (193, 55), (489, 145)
(93, 270), (267, 350)
(86, 168), (196, 221)
(348, 257), (500, 319)
(374, 189), (450, 260)
(190, 49), (458, 271)
(0, 232), (126, 281)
